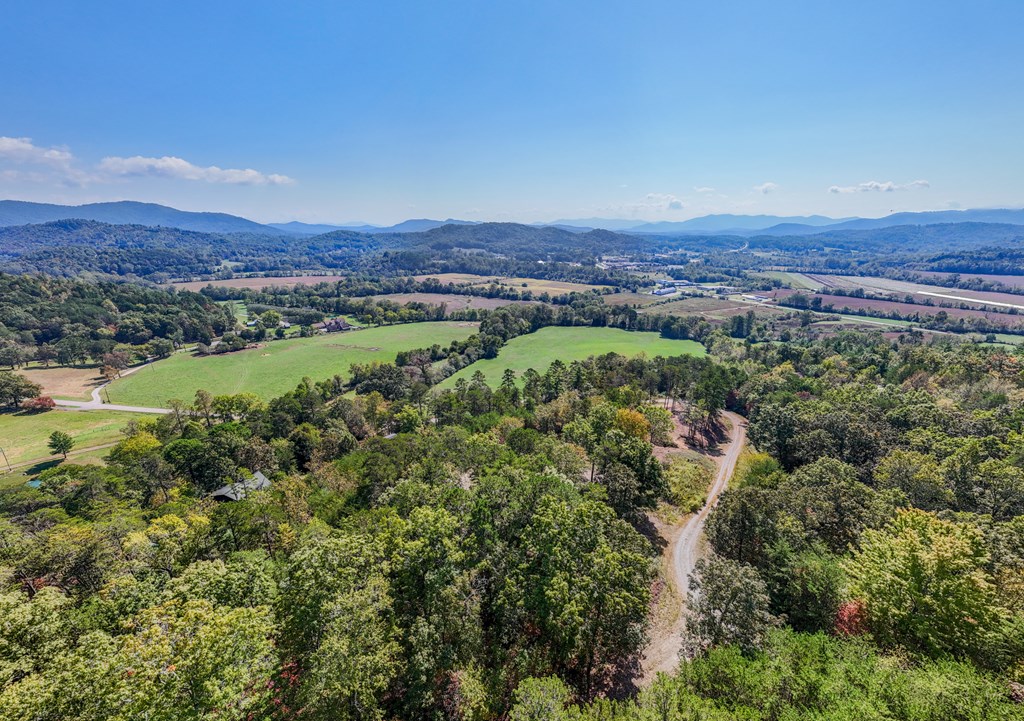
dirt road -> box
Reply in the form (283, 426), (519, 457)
(637, 410), (746, 682)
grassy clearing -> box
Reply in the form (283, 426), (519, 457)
(0, 409), (142, 467)
(438, 326), (705, 388)
(106, 321), (479, 407)
(758, 271), (824, 290)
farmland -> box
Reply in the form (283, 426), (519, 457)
(105, 321), (478, 407)
(775, 291), (1024, 328)
(438, 326), (705, 388)
(416, 273), (611, 296)
(912, 271), (1024, 288)
(370, 293), (535, 314)
(0, 409), (143, 468)
(17, 365), (105, 401)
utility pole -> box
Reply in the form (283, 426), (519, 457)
(0, 447), (10, 474)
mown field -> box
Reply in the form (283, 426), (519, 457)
(438, 326), (705, 388)
(106, 321), (479, 407)
(0, 409), (142, 468)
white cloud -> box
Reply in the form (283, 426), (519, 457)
(0, 136), (90, 184)
(99, 155), (294, 185)
(645, 192), (685, 210)
(753, 182), (779, 194)
(694, 186), (715, 193)
(829, 179), (930, 194)
(0, 136), (74, 166)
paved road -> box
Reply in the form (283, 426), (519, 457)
(53, 363), (170, 415)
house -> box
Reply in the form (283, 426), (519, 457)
(313, 317), (355, 333)
(211, 470), (270, 502)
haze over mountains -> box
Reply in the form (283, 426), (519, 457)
(2, 199), (1024, 239)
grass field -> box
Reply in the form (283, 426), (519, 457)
(0, 409), (142, 468)
(438, 326), (705, 388)
(105, 321), (479, 407)
(758, 271), (823, 290)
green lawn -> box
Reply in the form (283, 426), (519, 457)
(106, 321), (479, 407)
(0, 409), (143, 468)
(439, 326), (705, 388)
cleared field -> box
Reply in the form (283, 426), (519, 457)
(0, 409), (141, 467)
(417, 273), (609, 296)
(486, 277), (611, 295)
(913, 271), (1024, 288)
(603, 291), (665, 307)
(106, 322), (478, 407)
(414, 273), (501, 284)
(806, 275), (1024, 310)
(170, 275), (349, 292)
(438, 326), (705, 388)
(789, 293), (1024, 327)
(370, 293), (535, 314)
(758, 271), (823, 290)
(18, 364), (105, 401)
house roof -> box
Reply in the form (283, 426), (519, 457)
(211, 470), (270, 502)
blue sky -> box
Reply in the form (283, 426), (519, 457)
(1, 1), (1022, 224)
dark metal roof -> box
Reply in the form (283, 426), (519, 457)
(211, 470), (270, 502)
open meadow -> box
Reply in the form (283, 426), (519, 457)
(106, 321), (478, 407)
(0, 409), (143, 469)
(438, 326), (705, 388)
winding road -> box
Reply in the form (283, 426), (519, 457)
(638, 410), (746, 681)
(52, 362), (171, 415)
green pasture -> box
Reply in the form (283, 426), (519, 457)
(439, 326), (705, 388)
(106, 321), (478, 407)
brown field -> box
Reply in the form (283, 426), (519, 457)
(913, 271), (1024, 288)
(603, 291), (665, 307)
(802, 275), (1024, 310)
(170, 275), (349, 292)
(415, 272), (609, 296)
(18, 365), (104, 401)
(793, 293), (1024, 327)
(369, 293), (536, 314)
(413, 273), (501, 285)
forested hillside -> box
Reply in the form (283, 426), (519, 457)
(2, 324), (1023, 718)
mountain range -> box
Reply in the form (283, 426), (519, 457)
(2, 199), (1023, 238)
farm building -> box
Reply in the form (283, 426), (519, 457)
(314, 317), (355, 333)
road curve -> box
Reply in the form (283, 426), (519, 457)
(638, 410), (746, 682)
(51, 361), (171, 415)
(671, 410), (746, 601)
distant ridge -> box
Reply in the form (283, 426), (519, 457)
(268, 220), (378, 235)
(363, 218), (479, 234)
(0, 200), (284, 235)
